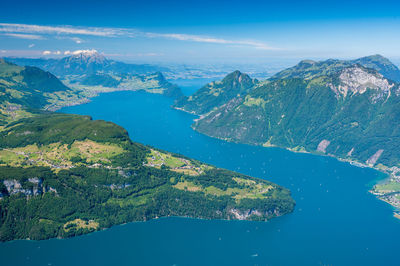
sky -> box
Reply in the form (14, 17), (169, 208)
(1, 0), (400, 64)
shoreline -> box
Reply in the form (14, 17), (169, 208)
(47, 85), (176, 112)
(54, 90), (400, 220)
(178, 106), (400, 219)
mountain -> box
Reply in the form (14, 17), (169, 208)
(352, 54), (400, 82)
(190, 56), (400, 169)
(4, 51), (183, 99)
(5, 50), (167, 77)
(150, 72), (184, 98)
(271, 54), (400, 82)
(174, 70), (258, 115)
(0, 57), (294, 241)
(0, 59), (85, 125)
(270, 59), (352, 81)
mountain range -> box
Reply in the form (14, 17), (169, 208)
(2, 51), (184, 109)
(176, 55), (400, 170)
(5, 50), (168, 77)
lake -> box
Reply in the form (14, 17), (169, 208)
(1, 82), (400, 265)
(169, 78), (216, 96)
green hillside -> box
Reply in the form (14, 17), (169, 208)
(0, 59), (86, 126)
(192, 56), (400, 169)
(0, 114), (294, 241)
(174, 70), (257, 115)
(189, 56), (400, 212)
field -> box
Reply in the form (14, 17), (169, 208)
(145, 149), (211, 176)
(374, 181), (400, 193)
(174, 176), (274, 202)
(0, 139), (125, 170)
(63, 219), (99, 232)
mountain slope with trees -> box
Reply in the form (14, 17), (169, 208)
(191, 55), (400, 169)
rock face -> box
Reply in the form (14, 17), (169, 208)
(317, 140), (331, 153)
(366, 149), (384, 166)
(189, 55), (400, 168)
(334, 67), (394, 98)
(229, 208), (262, 220)
(2, 178), (55, 197)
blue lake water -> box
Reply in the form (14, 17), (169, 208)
(169, 78), (215, 95)
(1, 87), (400, 265)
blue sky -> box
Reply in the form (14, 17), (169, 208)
(1, 0), (400, 63)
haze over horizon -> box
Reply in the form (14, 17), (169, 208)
(1, 0), (400, 64)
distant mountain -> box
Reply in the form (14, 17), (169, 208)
(0, 59), (79, 124)
(271, 54), (400, 82)
(4, 51), (183, 99)
(270, 59), (352, 81)
(150, 72), (184, 98)
(185, 55), (400, 169)
(174, 70), (258, 115)
(5, 50), (168, 77)
(352, 54), (400, 82)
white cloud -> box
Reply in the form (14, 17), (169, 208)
(28, 43), (35, 48)
(71, 37), (83, 44)
(55, 36), (85, 44)
(0, 23), (130, 37)
(64, 49), (98, 55)
(42, 50), (63, 55)
(145, 32), (277, 50)
(2, 33), (43, 40)
(0, 23), (278, 50)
